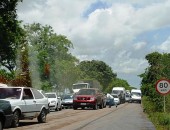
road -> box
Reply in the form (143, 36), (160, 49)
(5, 103), (156, 130)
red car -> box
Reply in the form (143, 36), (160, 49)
(73, 88), (105, 110)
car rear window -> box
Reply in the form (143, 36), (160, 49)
(46, 93), (56, 98)
(78, 89), (95, 95)
(0, 88), (22, 99)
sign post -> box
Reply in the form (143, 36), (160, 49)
(155, 79), (170, 112)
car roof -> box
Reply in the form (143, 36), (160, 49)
(45, 92), (56, 94)
(0, 86), (31, 89)
(80, 88), (98, 90)
(0, 83), (8, 87)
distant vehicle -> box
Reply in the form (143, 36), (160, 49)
(73, 88), (105, 110)
(131, 89), (142, 103)
(112, 87), (126, 104)
(0, 83), (8, 87)
(125, 93), (131, 102)
(45, 92), (62, 111)
(0, 86), (49, 128)
(0, 100), (13, 130)
(61, 94), (73, 109)
(111, 94), (120, 105)
(72, 83), (90, 93)
(72, 80), (101, 93)
(126, 90), (131, 94)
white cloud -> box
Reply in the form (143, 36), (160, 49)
(152, 36), (170, 52)
(133, 42), (147, 50)
(17, 0), (170, 88)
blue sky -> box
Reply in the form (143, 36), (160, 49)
(17, 0), (170, 89)
(83, 1), (110, 17)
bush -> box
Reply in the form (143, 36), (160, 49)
(158, 113), (170, 126)
(142, 96), (170, 130)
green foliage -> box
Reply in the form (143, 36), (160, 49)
(140, 52), (170, 129)
(0, 69), (15, 81)
(77, 60), (117, 91)
(24, 23), (79, 90)
(143, 96), (170, 129)
(140, 52), (170, 110)
(0, 0), (24, 72)
(41, 81), (52, 92)
(105, 78), (131, 93)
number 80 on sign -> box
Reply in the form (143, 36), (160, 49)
(156, 79), (170, 95)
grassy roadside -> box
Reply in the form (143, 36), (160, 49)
(142, 96), (170, 130)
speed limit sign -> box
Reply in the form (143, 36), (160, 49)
(156, 79), (170, 95)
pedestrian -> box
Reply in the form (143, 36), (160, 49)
(107, 93), (114, 108)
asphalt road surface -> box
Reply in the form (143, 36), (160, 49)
(5, 103), (156, 130)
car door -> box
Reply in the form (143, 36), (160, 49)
(32, 89), (48, 114)
(22, 88), (37, 117)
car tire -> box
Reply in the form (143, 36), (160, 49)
(59, 106), (62, 111)
(73, 106), (77, 110)
(0, 120), (2, 130)
(37, 109), (46, 123)
(11, 110), (20, 127)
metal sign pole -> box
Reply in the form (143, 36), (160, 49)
(164, 95), (165, 113)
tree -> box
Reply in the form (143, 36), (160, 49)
(0, 0), (24, 72)
(106, 78), (131, 93)
(24, 23), (79, 90)
(77, 60), (117, 91)
(140, 52), (170, 112)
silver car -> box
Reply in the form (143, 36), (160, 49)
(0, 86), (49, 128)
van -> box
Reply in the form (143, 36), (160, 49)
(131, 89), (141, 103)
(112, 87), (126, 104)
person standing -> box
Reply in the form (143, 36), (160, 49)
(107, 93), (114, 108)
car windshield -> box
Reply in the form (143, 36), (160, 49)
(0, 88), (22, 99)
(112, 90), (121, 94)
(63, 94), (73, 99)
(78, 89), (95, 95)
(72, 84), (88, 89)
(112, 95), (118, 98)
(131, 92), (141, 96)
(46, 93), (56, 98)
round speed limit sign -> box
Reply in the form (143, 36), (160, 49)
(156, 79), (170, 95)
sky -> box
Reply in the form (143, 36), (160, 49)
(16, 0), (170, 89)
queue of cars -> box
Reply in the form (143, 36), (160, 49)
(0, 83), (141, 130)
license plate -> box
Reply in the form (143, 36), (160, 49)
(81, 103), (86, 105)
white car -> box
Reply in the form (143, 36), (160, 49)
(45, 92), (62, 111)
(0, 86), (49, 128)
(111, 94), (120, 105)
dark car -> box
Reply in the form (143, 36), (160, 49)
(73, 88), (105, 110)
(61, 94), (73, 109)
(0, 100), (13, 130)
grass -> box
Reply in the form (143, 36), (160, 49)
(142, 96), (170, 130)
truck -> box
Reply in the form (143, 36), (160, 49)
(72, 80), (102, 93)
(112, 87), (126, 104)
